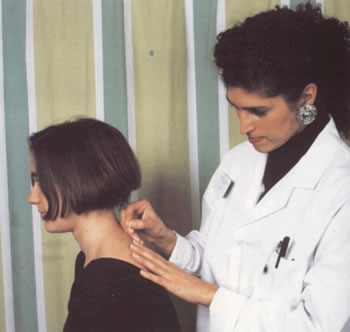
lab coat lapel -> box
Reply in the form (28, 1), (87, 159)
(245, 118), (340, 225)
(250, 179), (293, 222)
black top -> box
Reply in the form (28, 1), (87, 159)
(64, 251), (181, 332)
(261, 111), (330, 198)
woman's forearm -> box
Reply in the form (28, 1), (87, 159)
(130, 240), (219, 307)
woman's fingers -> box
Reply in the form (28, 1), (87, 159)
(140, 269), (168, 288)
(120, 200), (155, 243)
(121, 200), (163, 234)
(120, 200), (149, 228)
(131, 241), (171, 272)
(131, 243), (178, 290)
(121, 201), (177, 258)
(127, 220), (146, 231)
(122, 199), (149, 220)
(130, 241), (218, 306)
(120, 210), (142, 242)
(124, 220), (146, 242)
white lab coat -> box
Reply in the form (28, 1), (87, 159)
(170, 118), (350, 332)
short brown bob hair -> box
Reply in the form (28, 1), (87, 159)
(29, 118), (141, 220)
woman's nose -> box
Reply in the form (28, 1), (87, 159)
(27, 185), (40, 205)
(237, 110), (255, 135)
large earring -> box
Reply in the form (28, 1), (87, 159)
(296, 104), (317, 125)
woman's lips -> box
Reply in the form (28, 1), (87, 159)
(248, 136), (264, 144)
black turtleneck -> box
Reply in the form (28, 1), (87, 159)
(261, 111), (330, 199)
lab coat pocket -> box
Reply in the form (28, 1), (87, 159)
(254, 250), (303, 308)
(203, 172), (233, 210)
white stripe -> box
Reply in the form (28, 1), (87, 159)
(92, 0), (105, 121)
(280, 0), (290, 8)
(315, 0), (324, 13)
(184, 0), (201, 225)
(123, 0), (138, 200)
(0, 2), (15, 330)
(123, 0), (136, 152)
(216, 0), (230, 159)
(26, 1), (47, 331)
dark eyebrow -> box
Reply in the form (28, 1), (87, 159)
(225, 96), (269, 112)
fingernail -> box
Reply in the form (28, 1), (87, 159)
(133, 253), (140, 259)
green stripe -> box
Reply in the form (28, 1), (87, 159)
(290, 0), (316, 10)
(193, 0), (220, 217)
(0, 236), (5, 332)
(2, 1), (38, 331)
(102, 0), (129, 137)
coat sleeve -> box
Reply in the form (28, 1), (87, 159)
(208, 201), (350, 332)
(169, 193), (216, 274)
(169, 148), (236, 274)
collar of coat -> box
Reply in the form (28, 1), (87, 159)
(222, 117), (348, 221)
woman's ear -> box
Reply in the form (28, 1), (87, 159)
(300, 83), (318, 105)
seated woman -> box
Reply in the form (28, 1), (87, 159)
(27, 118), (181, 332)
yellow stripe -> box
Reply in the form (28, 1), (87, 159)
(226, 0), (280, 149)
(33, 1), (95, 330)
(324, 0), (350, 22)
(34, 0), (96, 128)
(0, 239), (5, 332)
(132, 0), (192, 232)
(226, 0), (280, 26)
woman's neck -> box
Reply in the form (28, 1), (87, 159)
(71, 209), (141, 268)
(261, 111), (330, 198)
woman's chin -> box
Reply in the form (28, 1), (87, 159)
(44, 220), (66, 233)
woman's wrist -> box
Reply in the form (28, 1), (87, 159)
(200, 282), (219, 307)
(156, 228), (177, 258)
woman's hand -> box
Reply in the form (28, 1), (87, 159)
(130, 240), (219, 307)
(120, 200), (177, 258)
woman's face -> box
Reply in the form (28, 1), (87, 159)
(27, 153), (74, 233)
(226, 87), (304, 153)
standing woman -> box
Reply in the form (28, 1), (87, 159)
(27, 118), (181, 332)
(122, 4), (350, 332)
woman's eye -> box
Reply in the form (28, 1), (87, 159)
(251, 109), (268, 117)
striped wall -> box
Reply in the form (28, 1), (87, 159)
(0, 1), (349, 332)
(0, 3), (12, 332)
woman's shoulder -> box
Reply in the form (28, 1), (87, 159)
(67, 257), (181, 331)
(321, 142), (350, 195)
(75, 257), (176, 308)
(322, 119), (350, 176)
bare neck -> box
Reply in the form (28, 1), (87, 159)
(71, 209), (141, 269)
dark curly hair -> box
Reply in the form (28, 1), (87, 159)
(29, 118), (141, 220)
(214, 3), (350, 138)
